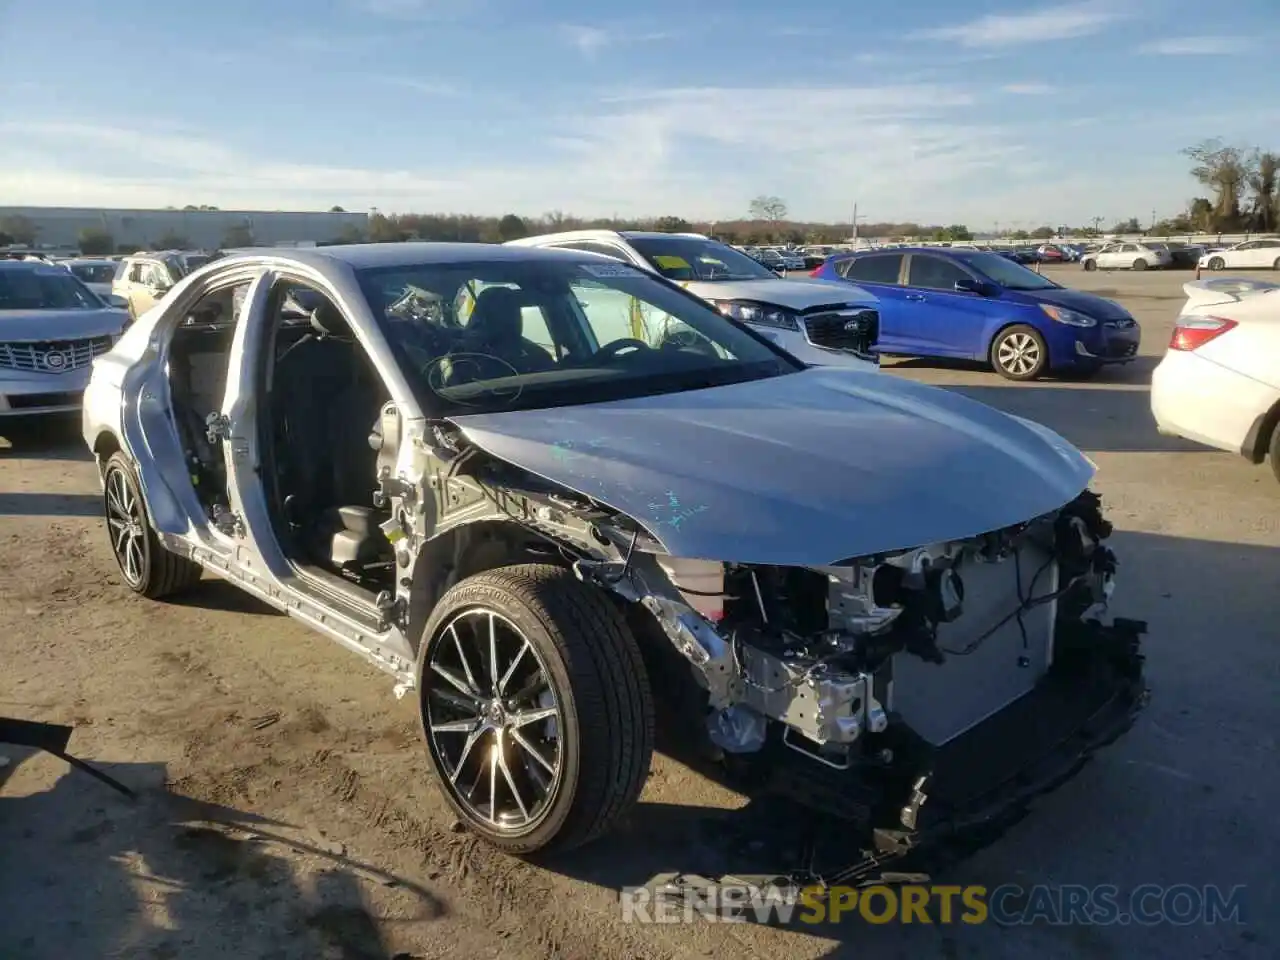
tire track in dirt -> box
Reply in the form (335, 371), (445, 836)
(141, 608), (719, 960)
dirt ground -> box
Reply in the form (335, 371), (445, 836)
(1, 264), (1276, 959)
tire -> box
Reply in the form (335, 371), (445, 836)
(1083, 259), (1097, 272)
(1132, 258), (1147, 271)
(1269, 420), (1280, 486)
(1272, 257), (1280, 271)
(102, 452), (203, 598)
(416, 564), (654, 855)
(1209, 257), (1225, 271)
(990, 324), (1049, 381)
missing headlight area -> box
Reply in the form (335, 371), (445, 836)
(605, 489), (1129, 778)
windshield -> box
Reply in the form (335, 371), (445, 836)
(165, 253), (216, 277)
(69, 263), (117, 284)
(956, 251), (1059, 291)
(0, 267), (103, 310)
(626, 236), (778, 281)
(357, 258), (800, 416)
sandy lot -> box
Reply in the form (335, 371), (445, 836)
(1, 264), (1275, 959)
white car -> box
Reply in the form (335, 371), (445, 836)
(1081, 242), (1173, 272)
(1198, 238), (1280, 272)
(506, 230), (880, 369)
(1151, 277), (1280, 484)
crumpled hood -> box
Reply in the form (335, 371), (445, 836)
(1020, 286), (1130, 321)
(686, 277), (877, 311)
(0, 308), (127, 341)
(450, 367), (1095, 566)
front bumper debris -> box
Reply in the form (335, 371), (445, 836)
(705, 616), (1148, 891)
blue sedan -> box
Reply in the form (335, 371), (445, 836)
(811, 247), (1141, 380)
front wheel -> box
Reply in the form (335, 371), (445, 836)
(991, 325), (1048, 380)
(1083, 259), (1098, 272)
(102, 452), (203, 598)
(417, 564), (654, 855)
(1272, 257), (1280, 271)
(1209, 256), (1225, 270)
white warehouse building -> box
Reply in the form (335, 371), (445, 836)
(0, 206), (369, 251)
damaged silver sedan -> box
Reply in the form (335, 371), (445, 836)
(82, 243), (1147, 862)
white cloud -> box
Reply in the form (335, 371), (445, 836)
(7, 86), (1272, 224)
(345, 0), (483, 20)
(915, 2), (1122, 48)
(372, 76), (459, 96)
(562, 24), (611, 57)
(1002, 82), (1054, 95)
(1138, 36), (1248, 55)
(559, 23), (672, 58)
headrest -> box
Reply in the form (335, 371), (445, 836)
(468, 286), (523, 342)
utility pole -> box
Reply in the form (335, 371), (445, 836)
(1091, 216), (1103, 236)
(851, 202), (859, 244)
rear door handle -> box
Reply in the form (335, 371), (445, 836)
(905, 294), (926, 301)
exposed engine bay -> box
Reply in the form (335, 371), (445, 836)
(595, 487), (1123, 760)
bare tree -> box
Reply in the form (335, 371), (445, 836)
(748, 195), (788, 223)
(1247, 151), (1279, 232)
(1182, 139), (1252, 230)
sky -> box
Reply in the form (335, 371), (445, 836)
(0, 0), (1277, 226)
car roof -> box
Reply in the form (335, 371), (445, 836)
(64, 258), (116, 266)
(0, 259), (71, 273)
(216, 241), (604, 271)
(510, 229), (710, 246)
(829, 246), (987, 258)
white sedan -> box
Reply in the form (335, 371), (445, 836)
(1199, 238), (1280, 271)
(1151, 277), (1280, 484)
(1082, 242), (1172, 271)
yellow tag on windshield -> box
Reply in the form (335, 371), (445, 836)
(653, 255), (691, 270)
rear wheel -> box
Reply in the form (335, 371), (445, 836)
(1272, 257), (1280, 271)
(1132, 258), (1147, 271)
(990, 325), (1048, 381)
(102, 452), (203, 598)
(417, 564), (654, 855)
(1209, 256), (1225, 270)
(1269, 421), (1280, 485)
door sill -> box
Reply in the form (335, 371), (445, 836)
(284, 562), (382, 628)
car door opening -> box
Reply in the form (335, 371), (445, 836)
(258, 280), (395, 594)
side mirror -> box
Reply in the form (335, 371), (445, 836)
(955, 278), (997, 296)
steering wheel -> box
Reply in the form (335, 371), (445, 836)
(594, 338), (652, 362)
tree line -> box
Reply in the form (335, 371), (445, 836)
(2, 138), (1274, 253)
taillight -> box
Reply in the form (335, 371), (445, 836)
(1169, 316), (1236, 352)
(809, 265), (823, 277)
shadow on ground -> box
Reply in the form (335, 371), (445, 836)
(0, 751), (447, 959)
(0, 492), (102, 517)
(538, 530), (1278, 959)
(165, 577), (287, 618)
(0, 414), (93, 462)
